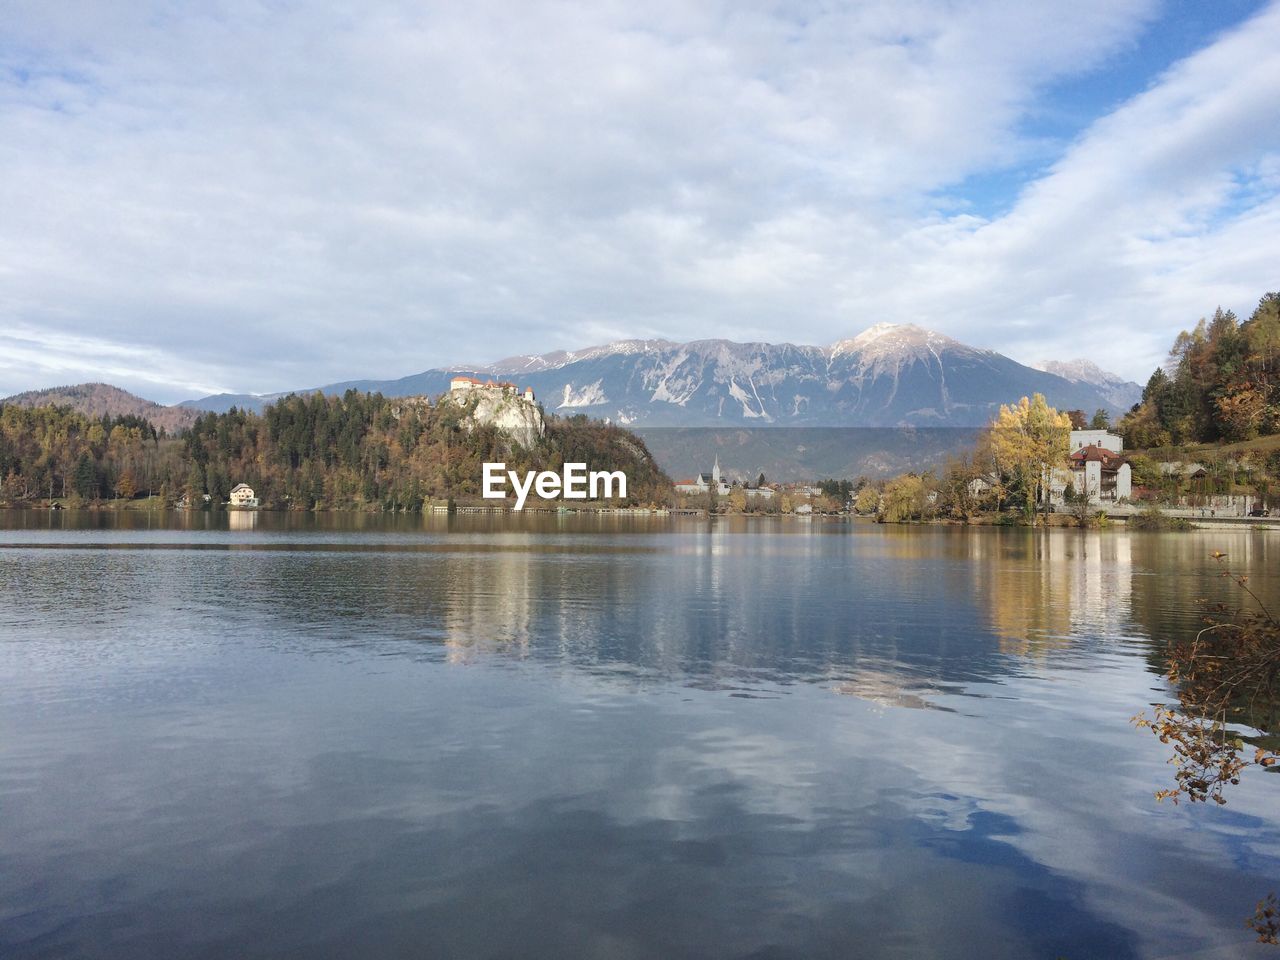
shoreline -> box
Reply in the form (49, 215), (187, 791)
(5, 501), (1279, 532)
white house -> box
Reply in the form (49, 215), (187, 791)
(229, 483), (259, 508)
(1039, 431), (1132, 506)
(1047, 442), (1131, 506)
(967, 476), (997, 498)
(1069, 429), (1123, 454)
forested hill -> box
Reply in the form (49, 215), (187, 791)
(1, 382), (199, 435)
(0, 391), (671, 509)
(1121, 292), (1280, 447)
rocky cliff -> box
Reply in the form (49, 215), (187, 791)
(441, 389), (545, 450)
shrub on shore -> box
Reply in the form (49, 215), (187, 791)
(1128, 506), (1193, 531)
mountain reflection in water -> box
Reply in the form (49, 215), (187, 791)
(0, 512), (1277, 960)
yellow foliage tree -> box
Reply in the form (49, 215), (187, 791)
(878, 474), (928, 523)
(1214, 387), (1266, 442)
(114, 471), (137, 501)
(987, 394), (1071, 520)
(854, 486), (879, 515)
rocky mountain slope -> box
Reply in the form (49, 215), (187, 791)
(1033, 359), (1143, 411)
(185, 324), (1139, 428)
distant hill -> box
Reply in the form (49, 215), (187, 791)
(1, 383), (199, 434)
(181, 324), (1137, 428)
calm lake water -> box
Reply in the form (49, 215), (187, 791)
(2, 510), (1279, 959)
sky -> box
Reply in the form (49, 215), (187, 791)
(1, 0), (1278, 404)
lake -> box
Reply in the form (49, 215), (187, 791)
(2, 511), (1278, 959)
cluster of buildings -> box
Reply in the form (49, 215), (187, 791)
(674, 457), (730, 496)
(674, 458), (777, 502)
(449, 376), (536, 404)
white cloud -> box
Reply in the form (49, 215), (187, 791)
(2, 0), (1276, 402)
(0, 326), (233, 399)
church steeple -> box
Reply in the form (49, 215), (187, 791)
(712, 456), (721, 484)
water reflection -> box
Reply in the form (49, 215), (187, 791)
(3, 513), (1278, 697)
(1, 513), (1279, 958)
(3, 513), (1278, 694)
(965, 531), (1133, 657)
(227, 509), (259, 531)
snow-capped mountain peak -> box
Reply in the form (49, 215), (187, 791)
(1033, 358), (1142, 410)
(852, 321), (919, 344)
(481, 339), (676, 375)
(1034, 358), (1118, 385)
(828, 322), (965, 362)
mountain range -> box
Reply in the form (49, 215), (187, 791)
(173, 323), (1141, 428)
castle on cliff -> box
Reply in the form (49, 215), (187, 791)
(449, 376), (536, 404)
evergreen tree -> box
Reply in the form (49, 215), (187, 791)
(72, 453), (98, 499)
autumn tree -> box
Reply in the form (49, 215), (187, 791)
(1215, 387), (1267, 442)
(1133, 552), (1280, 944)
(877, 474), (931, 523)
(114, 471), (137, 500)
(1120, 293), (1280, 447)
(987, 394), (1072, 521)
(937, 455), (983, 522)
(854, 485), (879, 515)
